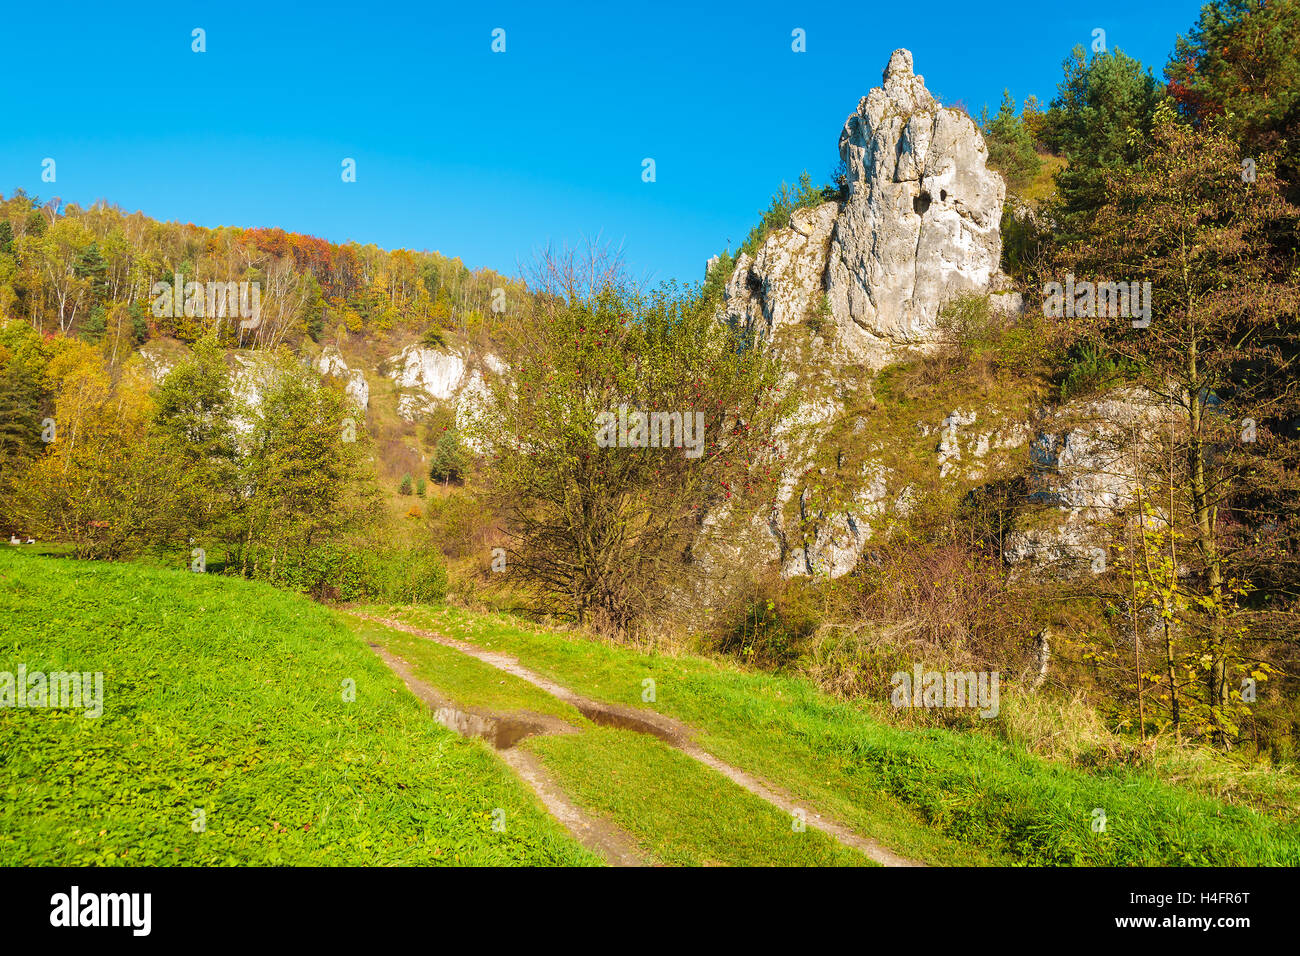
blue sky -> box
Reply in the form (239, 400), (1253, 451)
(0, 0), (1205, 285)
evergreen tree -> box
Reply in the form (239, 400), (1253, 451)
(1042, 46), (1163, 233)
(981, 90), (1042, 194)
(428, 430), (467, 485)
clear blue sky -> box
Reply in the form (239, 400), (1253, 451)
(0, 0), (1205, 285)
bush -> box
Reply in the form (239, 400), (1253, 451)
(937, 293), (1003, 362)
(1057, 340), (1137, 401)
(425, 490), (496, 560)
(710, 575), (821, 670)
(398, 473), (413, 495)
(236, 542), (448, 604)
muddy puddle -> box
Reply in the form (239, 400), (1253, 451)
(367, 642), (574, 750)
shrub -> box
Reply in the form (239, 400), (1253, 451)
(937, 293), (1002, 362)
(236, 542), (447, 604)
(710, 574), (821, 670)
(1057, 340), (1136, 401)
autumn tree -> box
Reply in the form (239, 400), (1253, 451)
(1065, 105), (1300, 744)
(152, 335), (240, 543)
(468, 248), (789, 636)
(7, 341), (186, 558)
(231, 354), (380, 578)
(1165, 0), (1300, 190)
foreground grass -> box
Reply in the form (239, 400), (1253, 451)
(349, 613), (872, 865)
(526, 727), (871, 866)
(0, 551), (598, 866)
(367, 604), (1300, 866)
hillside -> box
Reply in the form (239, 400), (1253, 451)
(3, 549), (1297, 866)
(2, 10), (1299, 882)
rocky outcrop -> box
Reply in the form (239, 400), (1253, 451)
(724, 202), (840, 350)
(383, 344), (508, 429)
(317, 345), (370, 410)
(388, 345), (467, 420)
(719, 48), (1006, 373)
(707, 50), (1016, 583)
(1005, 389), (1173, 572)
(827, 49), (1005, 363)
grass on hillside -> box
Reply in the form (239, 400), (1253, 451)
(352, 612), (874, 865)
(525, 727), (870, 867)
(0, 550), (597, 866)
(365, 603), (1300, 866)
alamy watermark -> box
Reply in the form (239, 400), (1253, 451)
(50, 886), (150, 936)
(1043, 274), (1151, 328)
(891, 665), (999, 718)
(595, 406), (705, 458)
(1, 665), (103, 718)
(151, 272), (261, 329)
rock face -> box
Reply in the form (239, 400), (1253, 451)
(827, 49), (1005, 362)
(719, 49), (1006, 369)
(388, 345), (467, 420)
(383, 345), (508, 427)
(317, 345), (370, 410)
(1005, 390), (1172, 573)
(724, 202), (840, 349)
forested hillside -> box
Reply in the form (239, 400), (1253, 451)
(3, 0), (1300, 806)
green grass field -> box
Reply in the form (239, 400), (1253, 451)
(4, 548), (1298, 867)
(0, 550), (596, 866)
(351, 611), (871, 865)
(362, 604), (1300, 866)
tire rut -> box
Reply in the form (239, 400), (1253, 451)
(366, 641), (650, 867)
(354, 612), (921, 867)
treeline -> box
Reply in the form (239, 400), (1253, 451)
(982, 0), (1299, 219)
(0, 324), (444, 603)
(948, 0), (1300, 751)
(0, 191), (528, 351)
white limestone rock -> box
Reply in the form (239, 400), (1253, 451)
(316, 345), (370, 410)
(387, 345), (467, 421)
(826, 49), (1006, 365)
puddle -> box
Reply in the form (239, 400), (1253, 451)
(574, 701), (686, 746)
(432, 705), (560, 750)
(369, 641), (572, 750)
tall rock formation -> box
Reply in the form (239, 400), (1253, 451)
(706, 50), (1146, 590)
(722, 49), (1006, 368)
(827, 49), (1005, 362)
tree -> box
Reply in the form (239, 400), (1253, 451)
(467, 248), (789, 635)
(7, 341), (186, 558)
(1064, 106), (1300, 744)
(1165, 0), (1300, 189)
(1042, 46), (1164, 232)
(153, 335), (239, 543)
(981, 90), (1042, 194)
(428, 429), (467, 486)
(233, 355), (380, 577)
